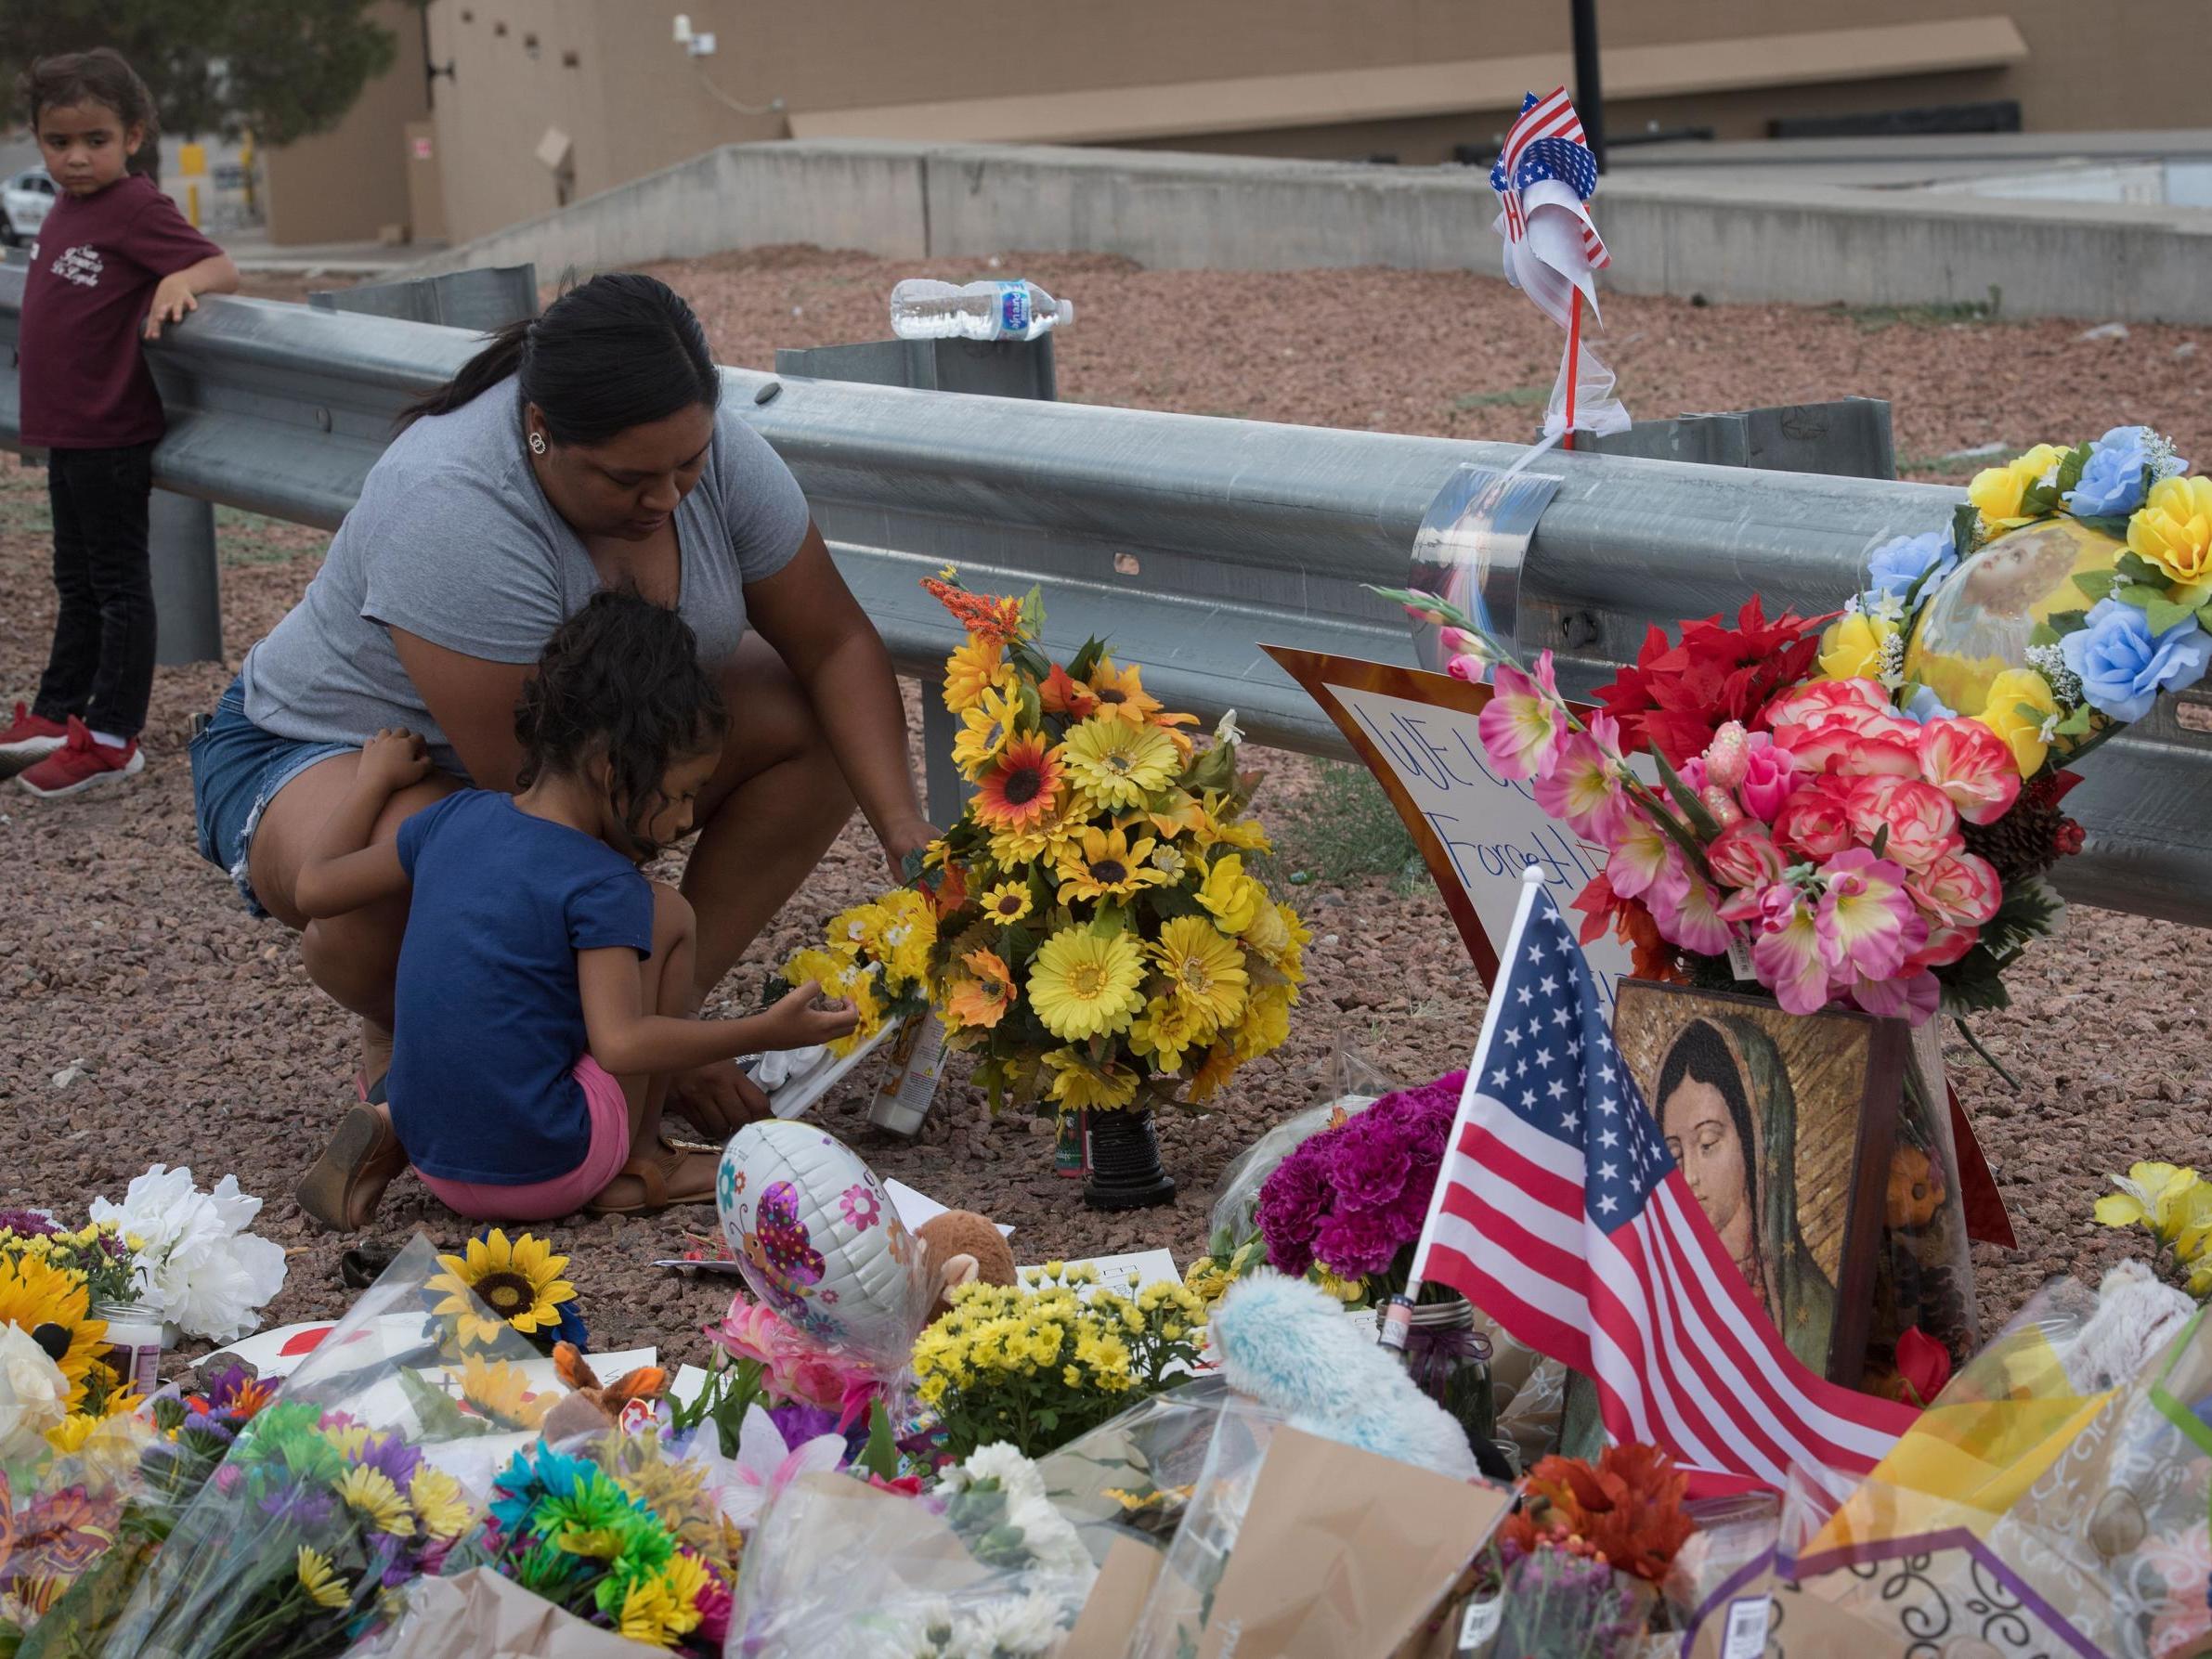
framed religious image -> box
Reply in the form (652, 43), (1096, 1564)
(1610, 979), (1909, 1385)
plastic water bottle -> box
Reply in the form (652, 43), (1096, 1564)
(889, 278), (1074, 343)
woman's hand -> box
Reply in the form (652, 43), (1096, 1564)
(880, 815), (941, 883)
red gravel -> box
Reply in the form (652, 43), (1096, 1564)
(6, 254), (2205, 1379)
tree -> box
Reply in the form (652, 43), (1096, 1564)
(2, 0), (397, 149)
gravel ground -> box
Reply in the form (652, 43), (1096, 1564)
(6, 253), (2205, 1380)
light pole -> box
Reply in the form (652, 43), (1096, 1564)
(1571, 0), (1606, 171)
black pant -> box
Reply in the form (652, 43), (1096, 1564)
(33, 443), (157, 742)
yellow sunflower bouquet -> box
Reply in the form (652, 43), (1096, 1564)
(895, 570), (1305, 1120)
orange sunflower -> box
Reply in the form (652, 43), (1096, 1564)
(973, 734), (1064, 832)
(943, 948), (1016, 1030)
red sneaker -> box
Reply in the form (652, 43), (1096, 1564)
(0, 703), (69, 778)
(17, 718), (144, 797)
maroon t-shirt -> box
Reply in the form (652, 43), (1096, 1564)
(19, 174), (224, 450)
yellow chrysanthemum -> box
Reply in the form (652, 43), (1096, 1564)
(943, 636), (1013, 714)
(0, 1254), (106, 1406)
(1152, 914), (1249, 1030)
(295, 1547), (352, 1611)
(1026, 927), (1145, 1041)
(410, 1465), (473, 1542)
(981, 882), (1034, 925)
(1194, 854), (1267, 935)
(427, 1230), (576, 1347)
(1041, 1047), (1139, 1110)
(1085, 659), (1165, 726)
(452, 1354), (549, 1430)
(1187, 1042), (1241, 1104)
(987, 795), (1086, 867)
(1230, 981), (1295, 1062)
(829, 900), (894, 957)
(1059, 717), (1179, 810)
(45, 1405), (128, 1458)
(952, 683), (1025, 777)
(335, 1465), (414, 1536)
(1054, 825), (1168, 903)
(1194, 791), (1272, 853)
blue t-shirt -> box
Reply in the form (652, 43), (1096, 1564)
(390, 790), (654, 1184)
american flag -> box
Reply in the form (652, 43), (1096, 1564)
(1490, 88), (1609, 267)
(1409, 870), (1916, 1503)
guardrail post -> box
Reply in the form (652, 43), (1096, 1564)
(1586, 396), (1895, 479)
(150, 489), (222, 665)
(308, 263), (540, 330)
(772, 333), (1060, 823)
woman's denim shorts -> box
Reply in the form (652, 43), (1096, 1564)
(189, 676), (355, 916)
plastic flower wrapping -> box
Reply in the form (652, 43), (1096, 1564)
(790, 570), (1305, 1125)
(728, 1443), (1097, 1658)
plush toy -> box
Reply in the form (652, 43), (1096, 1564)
(540, 1341), (667, 1444)
(2062, 1259), (2196, 1396)
(914, 1210), (1017, 1324)
(1209, 1270), (1486, 1483)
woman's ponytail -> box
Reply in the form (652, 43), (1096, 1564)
(397, 274), (719, 442)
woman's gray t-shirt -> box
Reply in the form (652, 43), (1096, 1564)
(241, 377), (811, 775)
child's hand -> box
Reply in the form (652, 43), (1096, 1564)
(144, 275), (201, 339)
(359, 729), (432, 793)
(758, 982), (860, 1049)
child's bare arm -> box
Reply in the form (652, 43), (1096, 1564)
(578, 965), (858, 1078)
(146, 253), (241, 338)
(295, 731), (432, 919)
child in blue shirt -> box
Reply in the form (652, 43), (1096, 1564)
(291, 590), (854, 1228)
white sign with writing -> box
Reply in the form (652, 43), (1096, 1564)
(1328, 682), (1638, 1011)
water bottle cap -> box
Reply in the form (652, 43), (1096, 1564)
(1055, 298), (1075, 326)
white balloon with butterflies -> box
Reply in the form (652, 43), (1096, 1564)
(715, 1120), (933, 1368)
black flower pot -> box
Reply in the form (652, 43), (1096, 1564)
(1081, 1106), (1177, 1211)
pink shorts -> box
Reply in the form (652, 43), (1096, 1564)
(414, 1055), (632, 1223)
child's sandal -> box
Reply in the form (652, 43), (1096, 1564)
(585, 1147), (717, 1217)
(295, 1104), (407, 1233)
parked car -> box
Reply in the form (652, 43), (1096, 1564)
(2, 166), (57, 245)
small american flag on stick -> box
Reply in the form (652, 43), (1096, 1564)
(1403, 867), (1916, 1503)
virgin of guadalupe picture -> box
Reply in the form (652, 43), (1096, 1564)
(1611, 980), (1906, 1383)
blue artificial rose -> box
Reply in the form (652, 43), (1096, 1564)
(2058, 597), (2212, 722)
(1866, 530), (1955, 601)
(1903, 683), (1957, 724)
(2066, 426), (2155, 517)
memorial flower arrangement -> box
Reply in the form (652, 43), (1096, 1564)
(86, 1164), (289, 1345)
(470, 1438), (734, 1652)
(910, 1263), (1205, 1460)
(782, 887), (940, 1060)
(791, 569), (1305, 1121)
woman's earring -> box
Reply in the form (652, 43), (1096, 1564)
(527, 432), (548, 456)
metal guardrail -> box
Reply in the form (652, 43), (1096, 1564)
(2, 272), (2206, 926)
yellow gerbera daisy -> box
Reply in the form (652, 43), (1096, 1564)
(981, 882), (1034, 925)
(0, 1255), (105, 1406)
(952, 683), (1024, 777)
(1085, 659), (1165, 726)
(1128, 995), (1207, 1073)
(334, 1465), (414, 1536)
(410, 1465), (473, 1541)
(452, 1354), (547, 1430)
(428, 1230), (576, 1347)
(1026, 927), (1145, 1042)
(943, 636), (1012, 714)
(295, 1547), (352, 1611)
(621, 1554), (709, 1645)
(1054, 825), (1168, 903)
(1059, 717), (1178, 811)
(1194, 853), (1267, 935)
(1187, 1042), (1241, 1104)
(1152, 914), (1249, 1030)
(1041, 1047), (1139, 1110)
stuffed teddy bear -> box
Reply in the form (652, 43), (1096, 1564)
(2061, 1259), (2196, 1396)
(1209, 1270), (1490, 1483)
(914, 1210), (1017, 1325)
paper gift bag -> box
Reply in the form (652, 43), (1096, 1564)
(1185, 1427), (1510, 1659)
(358, 1569), (646, 1658)
(1060, 1536), (1168, 1659)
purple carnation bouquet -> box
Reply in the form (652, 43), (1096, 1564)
(1255, 1071), (1462, 1298)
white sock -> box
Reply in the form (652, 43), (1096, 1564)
(89, 729), (128, 749)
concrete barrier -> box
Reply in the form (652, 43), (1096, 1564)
(411, 136), (2212, 324)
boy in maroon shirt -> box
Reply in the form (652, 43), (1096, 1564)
(2, 48), (238, 797)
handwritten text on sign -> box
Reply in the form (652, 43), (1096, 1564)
(1328, 683), (1636, 1010)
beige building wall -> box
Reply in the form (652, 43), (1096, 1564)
(311, 1), (2212, 246)
(262, 0), (431, 245)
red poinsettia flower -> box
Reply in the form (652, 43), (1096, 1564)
(1594, 599), (1830, 767)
